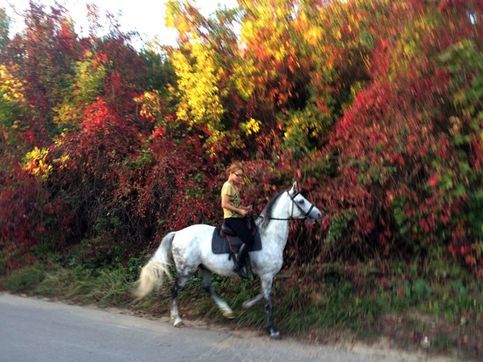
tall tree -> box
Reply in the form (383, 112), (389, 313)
(2, 2), (82, 144)
(0, 7), (10, 52)
(166, 0), (241, 156)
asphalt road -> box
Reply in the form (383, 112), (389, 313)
(0, 293), (451, 362)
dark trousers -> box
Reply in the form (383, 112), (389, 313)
(224, 217), (254, 248)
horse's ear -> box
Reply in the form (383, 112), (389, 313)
(291, 181), (298, 193)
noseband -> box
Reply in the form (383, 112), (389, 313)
(288, 191), (315, 219)
(267, 191), (315, 221)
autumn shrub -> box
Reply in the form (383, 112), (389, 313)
(46, 99), (146, 256)
(113, 125), (220, 246)
(47, 95), (224, 260)
(307, 1), (481, 275)
(53, 51), (107, 128)
(0, 158), (68, 271)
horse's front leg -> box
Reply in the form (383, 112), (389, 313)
(261, 275), (280, 339)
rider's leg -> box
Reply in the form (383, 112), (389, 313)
(234, 243), (249, 278)
(224, 218), (254, 279)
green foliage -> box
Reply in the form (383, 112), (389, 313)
(71, 267), (133, 306)
(139, 47), (176, 92)
(75, 55), (107, 103)
(54, 53), (107, 128)
(281, 281), (384, 334)
(0, 64), (27, 146)
(439, 39), (483, 115)
(326, 210), (356, 245)
(7, 262), (135, 307)
(283, 106), (332, 159)
(0, 96), (23, 147)
(65, 236), (124, 270)
(410, 279), (432, 304)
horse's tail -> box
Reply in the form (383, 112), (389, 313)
(133, 232), (175, 300)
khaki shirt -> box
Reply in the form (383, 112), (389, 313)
(221, 181), (242, 218)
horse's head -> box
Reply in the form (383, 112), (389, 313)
(287, 182), (323, 222)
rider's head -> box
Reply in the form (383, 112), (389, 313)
(226, 162), (244, 184)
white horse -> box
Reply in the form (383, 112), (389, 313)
(133, 182), (322, 339)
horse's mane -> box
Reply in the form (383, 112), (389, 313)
(259, 190), (285, 228)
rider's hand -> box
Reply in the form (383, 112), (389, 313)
(239, 208), (249, 217)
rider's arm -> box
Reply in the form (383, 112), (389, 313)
(221, 194), (248, 216)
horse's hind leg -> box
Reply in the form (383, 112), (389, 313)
(170, 273), (191, 327)
(201, 268), (234, 319)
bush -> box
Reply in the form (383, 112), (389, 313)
(3, 263), (46, 293)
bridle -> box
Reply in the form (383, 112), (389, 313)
(265, 190), (316, 221)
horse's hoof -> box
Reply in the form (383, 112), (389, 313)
(223, 311), (235, 319)
(173, 318), (184, 327)
(268, 328), (281, 340)
(270, 331), (281, 339)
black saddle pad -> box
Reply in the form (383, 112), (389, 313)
(211, 226), (262, 255)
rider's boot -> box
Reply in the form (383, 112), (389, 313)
(234, 243), (249, 279)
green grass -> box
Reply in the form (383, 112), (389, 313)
(2, 262), (47, 293)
